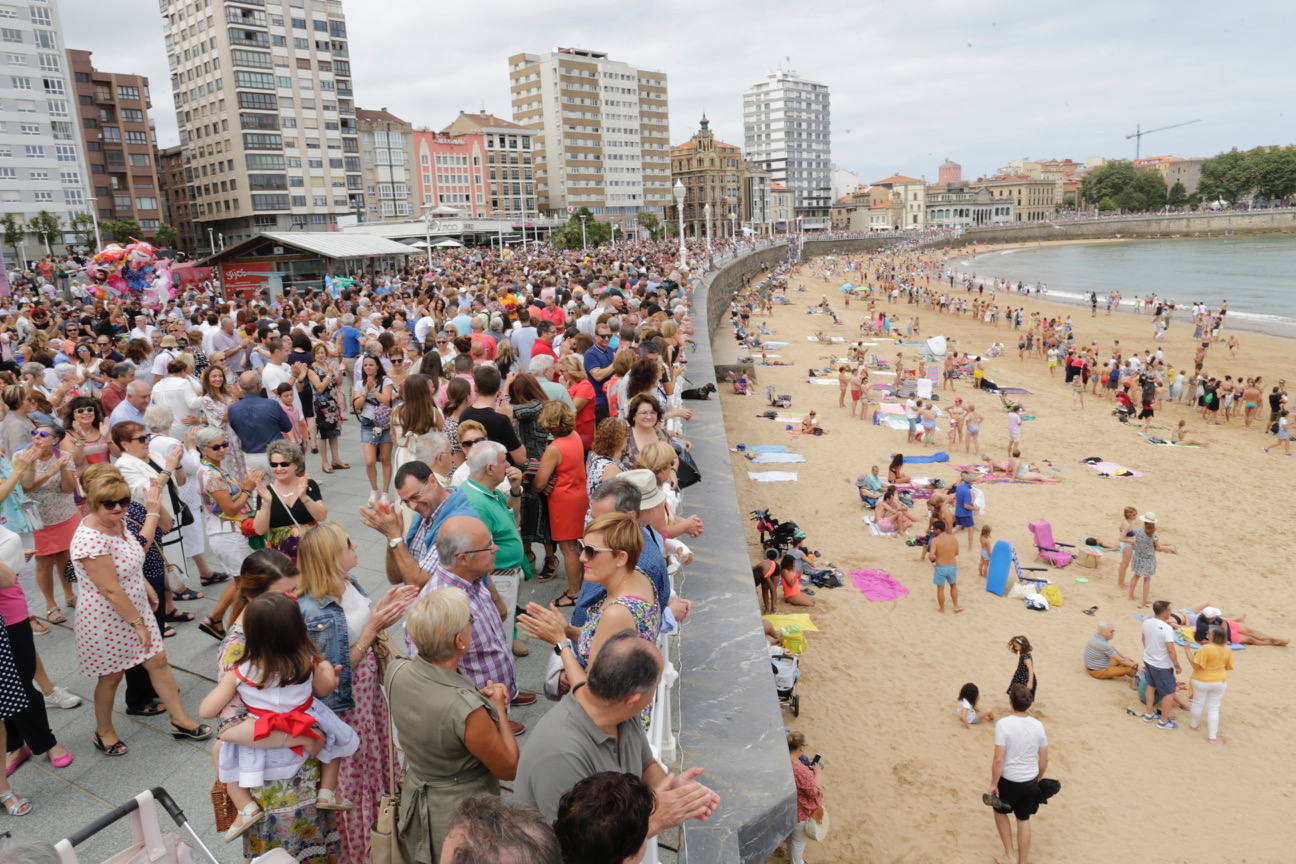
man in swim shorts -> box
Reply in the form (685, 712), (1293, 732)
(930, 519), (962, 613)
(952, 471), (978, 550)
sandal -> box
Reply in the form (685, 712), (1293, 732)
(0, 789), (32, 816)
(161, 625), (177, 639)
(982, 793), (1011, 814)
(172, 588), (204, 602)
(92, 733), (128, 756)
(170, 722), (213, 741)
(332, 462), (351, 470)
(163, 609), (195, 623)
(198, 617), (227, 641)
(223, 802), (264, 842)
(45, 608), (66, 625)
(537, 559), (558, 582)
(321, 465), (334, 474)
(553, 592), (579, 608)
(29, 618), (48, 636)
(200, 572), (230, 586)
(315, 789), (354, 811)
(125, 701), (166, 717)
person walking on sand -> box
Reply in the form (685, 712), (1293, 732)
(1005, 405), (1023, 455)
(930, 519), (962, 613)
(986, 684), (1047, 864)
(1127, 513), (1175, 607)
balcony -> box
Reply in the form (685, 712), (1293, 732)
(228, 28), (271, 47)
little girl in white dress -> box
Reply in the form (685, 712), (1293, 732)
(200, 593), (359, 841)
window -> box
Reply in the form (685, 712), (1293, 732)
(10, 74), (30, 88)
(125, 130), (147, 144)
(55, 143), (76, 161)
(29, 169), (47, 180)
(13, 98), (33, 111)
(290, 195), (306, 206)
(234, 71), (275, 89)
(122, 108), (144, 122)
(18, 122), (38, 135)
(112, 194), (130, 208)
(28, 6), (51, 25)
(242, 133), (282, 149)
(293, 37), (307, 49)
(33, 190), (52, 202)
(6, 51), (23, 63)
(129, 153), (149, 166)
(0, 6), (14, 19)
(245, 153), (285, 170)
(290, 16), (305, 28)
(24, 144), (43, 157)
(32, 29), (52, 48)
(237, 91), (276, 110)
(37, 52), (58, 71)
(1, 28), (21, 42)
(40, 76), (62, 94)
(136, 197), (157, 209)
(101, 125), (121, 142)
(116, 85), (140, 100)
(0, 168), (11, 179)
(45, 98), (66, 116)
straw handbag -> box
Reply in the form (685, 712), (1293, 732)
(371, 658), (410, 864)
(211, 778), (237, 833)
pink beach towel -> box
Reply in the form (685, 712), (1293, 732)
(850, 569), (910, 601)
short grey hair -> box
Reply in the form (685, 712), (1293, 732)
(466, 439), (505, 475)
(54, 362), (76, 380)
(193, 426), (226, 449)
(529, 353), (554, 377)
(126, 380), (151, 397)
(110, 361), (135, 379)
(266, 439), (304, 470)
(341, 313), (355, 325)
(19, 362), (44, 379)
(591, 477), (641, 514)
(1096, 621), (1111, 634)
(143, 403), (174, 431)
(424, 430), (450, 460)
(0, 842), (61, 864)
(435, 519), (484, 563)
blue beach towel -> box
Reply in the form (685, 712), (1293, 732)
(751, 445), (789, 454)
(903, 452), (950, 464)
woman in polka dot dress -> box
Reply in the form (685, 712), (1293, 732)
(71, 465), (212, 756)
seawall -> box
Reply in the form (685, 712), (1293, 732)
(944, 208), (1296, 246)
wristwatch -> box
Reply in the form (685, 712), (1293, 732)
(554, 639), (572, 655)
(387, 536), (404, 549)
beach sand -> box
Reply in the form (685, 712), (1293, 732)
(733, 257), (1295, 864)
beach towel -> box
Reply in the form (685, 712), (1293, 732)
(766, 413), (805, 422)
(862, 514), (895, 536)
(999, 387), (1033, 395)
(765, 341), (790, 348)
(1132, 615), (1245, 650)
(751, 445), (789, 453)
(875, 403), (907, 415)
(787, 429), (830, 436)
(807, 335), (845, 342)
(807, 378), (839, 386)
(903, 452), (950, 464)
(751, 453), (806, 464)
(762, 613), (819, 633)
(876, 415), (911, 431)
(850, 569), (909, 601)
(748, 471), (799, 482)
(1146, 438), (1200, 448)
(1087, 461), (1143, 478)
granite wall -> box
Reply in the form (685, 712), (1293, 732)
(942, 208), (1296, 246)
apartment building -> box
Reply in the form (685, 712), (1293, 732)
(68, 50), (163, 237)
(743, 69), (831, 222)
(0, 0), (93, 261)
(508, 47), (670, 233)
(670, 115), (742, 239)
(160, 0), (363, 248)
(442, 111), (537, 220)
(157, 143), (198, 251)
(357, 107), (413, 221)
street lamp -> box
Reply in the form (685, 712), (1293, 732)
(673, 179), (687, 271)
(85, 198), (101, 250)
(578, 214), (588, 250)
(703, 201), (712, 252)
(421, 204), (434, 268)
(730, 209), (737, 240)
(609, 223), (617, 246)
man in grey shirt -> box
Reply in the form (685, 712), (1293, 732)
(210, 316), (248, 373)
(513, 631), (719, 834)
(1084, 621), (1138, 682)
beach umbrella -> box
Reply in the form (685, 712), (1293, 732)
(839, 283), (856, 292)
(925, 335), (948, 357)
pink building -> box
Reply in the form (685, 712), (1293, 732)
(412, 131), (489, 216)
(938, 159), (962, 185)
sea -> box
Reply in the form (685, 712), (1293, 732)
(956, 236), (1296, 338)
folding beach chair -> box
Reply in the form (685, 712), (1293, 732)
(1028, 520), (1076, 567)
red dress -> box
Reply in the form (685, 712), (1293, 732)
(569, 379), (596, 449)
(546, 433), (589, 542)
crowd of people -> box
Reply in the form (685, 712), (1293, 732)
(0, 236), (738, 862)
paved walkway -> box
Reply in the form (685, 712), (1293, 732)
(9, 427), (564, 859)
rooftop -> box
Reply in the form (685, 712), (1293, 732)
(205, 232), (417, 263)
(871, 175), (923, 186)
(446, 111), (529, 132)
(356, 107), (410, 125)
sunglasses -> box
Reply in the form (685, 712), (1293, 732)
(461, 544), (496, 556)
(577, 540), (615, 559)
(30, 430), (53, 438)
(97, 341), (110, 346)
(74, 407), (96, 414)
(460, 438), (483, 448)
(269, 461), (293, 468)
(102, 497), (132, 511)
(207, 442), (230, 451)
(596, 332), (611, 340)
(131, 434), (152, 444)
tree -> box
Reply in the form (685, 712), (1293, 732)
(636, 211), (664, 241)
(0, 214), (23, 264)
(1061, 194), (1076, 209)
(1166, 182), (1188, 208)
(69, 213), (97, 249)
(551, 207), (612, 250)
(1097, 197), (1118, 212)
(153, 223), (179, 249)
(26, 210), (62, 255)
(1197, 148), (1252, 205)
(1250, 147), (1296, 202)
(1080, 161), (1165, 213)
(100, 218), (143, 244)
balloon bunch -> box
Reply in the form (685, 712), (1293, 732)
(83, 239), (175, 308)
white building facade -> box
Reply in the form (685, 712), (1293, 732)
(742, 69), (831, 224)
(0, 0), (93, 262)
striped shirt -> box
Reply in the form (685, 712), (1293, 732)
(425, 566), (516, 698)
(1084, 633), (1116, 670)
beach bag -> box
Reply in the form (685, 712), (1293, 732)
(1041, 584), (1064, 607)
(17, 497), (43, 532)
(210, 777), (237, 833)
(372, 658), (410, 864)
(1024, 592), (1049, 611)
(804, 808), (830, 841)
(673, 440), (701, 489)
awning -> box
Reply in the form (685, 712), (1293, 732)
(254, 232), (416, 259)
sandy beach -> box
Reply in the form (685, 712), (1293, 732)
(734, 251), (1296, 864)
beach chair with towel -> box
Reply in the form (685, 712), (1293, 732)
(1028, 520), (1075, 568)
(765, 385), (792, 408)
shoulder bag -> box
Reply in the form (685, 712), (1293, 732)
(371, 657), (410, 864)
(803, 807), (830, 841)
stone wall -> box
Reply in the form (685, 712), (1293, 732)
(943, 208), (1296, 246)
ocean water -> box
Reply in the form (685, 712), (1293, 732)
(958, 236), (1296, 336)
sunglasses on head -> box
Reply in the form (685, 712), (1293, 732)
(269, 461), (293, 468)
(102, 497), (132, 511)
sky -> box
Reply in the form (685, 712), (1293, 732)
(62, 0), (1296, 186)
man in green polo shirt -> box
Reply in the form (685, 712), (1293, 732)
(462, 440), (537, 687)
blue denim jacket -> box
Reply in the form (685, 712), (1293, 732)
(296, 578), (367, 712)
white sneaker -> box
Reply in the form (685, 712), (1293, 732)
(43, 685), (81, 710)
(367, 490), (380, 508)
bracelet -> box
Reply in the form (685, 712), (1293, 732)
(127, 616), (144, 628)
(145, 511), (160, 517)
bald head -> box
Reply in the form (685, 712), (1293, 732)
(239, 371), (262, 394)
(435, 515), (495, 580)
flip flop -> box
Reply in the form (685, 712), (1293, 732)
(333, 462), (351, 469)
(200, 572), (230, 586)
(1082, 606), (1098, 615)
(45, 608), (66, 625)
(553, 592), (579, 608)
(321, 465), (334, 474)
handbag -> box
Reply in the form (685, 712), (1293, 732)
(211, 777), (237, 833)
(803, 807), (830, 841)
(371, 658), (410, 864)
(543, 650), (565, 701)
(672, 440), (701, 489)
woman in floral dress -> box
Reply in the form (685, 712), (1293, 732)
(307, 343), (346, 473)
(198, 365), (246, 479)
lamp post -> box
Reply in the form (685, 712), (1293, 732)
(421, 204), (433, 268)
(673, 179), (687, 271)
(578, 214), (588, 250)
(86, 198), (101, 250)
(730, 210), (737, 240)
(609, 223), (617, 246)
(207, 227), (216, 257)
(703, 201), (712, 253)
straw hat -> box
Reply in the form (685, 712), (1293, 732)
(1138, 512), (1157, 525)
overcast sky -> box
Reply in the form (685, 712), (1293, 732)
(63, 0), (1293, 185)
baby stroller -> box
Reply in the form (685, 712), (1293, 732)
(751, 508), (804, 556)
(770, 646), (801, 717)
(55, 787), (222, 864)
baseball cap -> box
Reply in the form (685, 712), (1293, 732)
(1201, 606), (1222, 619)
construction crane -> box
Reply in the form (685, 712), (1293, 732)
(1125, 119), (1200, 160)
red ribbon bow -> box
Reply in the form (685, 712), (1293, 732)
(250, 697), (321, 756)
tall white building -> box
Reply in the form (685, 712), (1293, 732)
(508, 47), (670, 234)
(160, 0), (363, 250)
(0, 0), (93, 263)
(743, 69), (832, 223)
